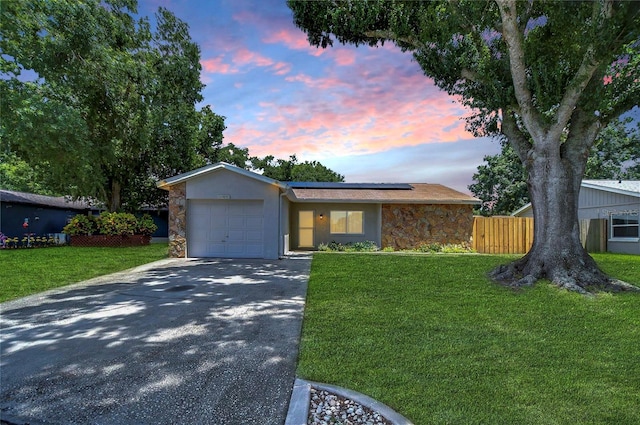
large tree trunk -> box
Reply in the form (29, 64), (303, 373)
(107, 179), (122, 212)
(491, 114), (638, 295)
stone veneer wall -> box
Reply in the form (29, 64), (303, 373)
(381, 204), (474, 250)
(168, 182), (187, 258)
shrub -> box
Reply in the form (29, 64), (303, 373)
(320, 240), (380, 252)
(348, 241), (379, 252)
(415, 242), (474, 253)
(441, 243), (475, 253)
(416, 243), (443, 253)
(137, 214), (158, 236)
(63, 214), (97, 236)
(97, 212), (138, 236)
(318, 243), (330, 251)
(63, 212), (155, 237)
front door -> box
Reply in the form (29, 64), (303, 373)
(298, 210), (314, 248)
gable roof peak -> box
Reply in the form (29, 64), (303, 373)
(157, 162), (286, 190)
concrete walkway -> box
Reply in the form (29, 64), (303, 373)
(0, 256), (311, 425)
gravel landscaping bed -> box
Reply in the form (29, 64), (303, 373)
(308, 387), (392, 425)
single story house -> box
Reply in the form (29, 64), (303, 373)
(156, 162), (480, 259)
(512, 180), (640, 254)
(0, 189), (90, 238)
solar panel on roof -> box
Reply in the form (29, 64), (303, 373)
(285, 182), (413, 190)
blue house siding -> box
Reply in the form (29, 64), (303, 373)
(140, 210), (169, 238)
(1, 203), (83, 237)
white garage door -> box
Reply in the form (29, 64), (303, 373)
(188, 200), (264, 258)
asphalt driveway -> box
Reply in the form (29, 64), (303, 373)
(0, 256), (311, 425)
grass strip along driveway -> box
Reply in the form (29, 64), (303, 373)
(298, 253), (640, 425)
(0, 244), (167, 303)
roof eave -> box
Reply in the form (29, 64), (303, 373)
(286, 196), (480, 205)
(157, 162), (287, 190)
(581, 181), (640, 198)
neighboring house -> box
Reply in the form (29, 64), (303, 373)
(0, 189), (169, 239)
(157, 162), (480, 259)
(0, 189), (90, 238)
(512, 180), (640, 254)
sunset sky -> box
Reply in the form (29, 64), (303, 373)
(139, 0), (503, 194)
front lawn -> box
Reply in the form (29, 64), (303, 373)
(298, 253), (640, 425)
(0, 244), (168, 302)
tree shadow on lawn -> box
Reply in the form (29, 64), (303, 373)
(0, 257), (310, 425)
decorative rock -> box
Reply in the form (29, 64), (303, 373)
(381, 203), (474, 250)
(307, 387), (392, 425)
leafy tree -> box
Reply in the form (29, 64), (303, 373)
(584, 118), (640, 179)
(192, 106), (251, 169)
(0, 152), (61, 196)
(289, 0), (640, 293)
(471, 118), (640, 216)
(469, 143), (528, 216)
(250, 155), (344, 182)
(0, 1), (226, 212)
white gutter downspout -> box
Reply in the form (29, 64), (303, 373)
(279, 191), (287, 258)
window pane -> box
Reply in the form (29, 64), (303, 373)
(330, 211), (346, 233)
(347, 211), (363, 234)
(611, 213), (639, 238)
(613, 226), (639, 238)
(612, 214), (639, 226)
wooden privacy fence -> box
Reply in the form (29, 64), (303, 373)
(472, 216), (608, 254)
(579, 218), (607, 253)
(472, 216), (534, 254)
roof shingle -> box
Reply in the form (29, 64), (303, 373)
(0, 189), (90, 210)
(286, 183), (480, 204)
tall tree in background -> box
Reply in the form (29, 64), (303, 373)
(0, 152), (61, 196)
(469, 142), (528, 216)
(470, 118), (640, 216)
(289, 0), (640, 293)
(584, 118), (640, 179)
(0, 1), (227, 211)
(251, 155), (344, 182)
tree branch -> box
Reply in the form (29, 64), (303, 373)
(363, 30), (422, 49)
(501, 109), (531, 164)
(496, 0), (545, 142)
(563, 107), (601, 183)
(549, 0), (613, 140)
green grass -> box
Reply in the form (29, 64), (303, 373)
(298, 253), (640, 425)
(0, 244), (168, 302)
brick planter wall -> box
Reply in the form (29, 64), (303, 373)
(70, 235), (151, 247)
(381, 204), (474, 250)
(168, 182), (187, 258)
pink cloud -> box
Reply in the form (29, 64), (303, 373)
(333, 50), (356, 66)
(272, 62), (292, 75)
(263, 28), (325, 57)
(201, 57), (237, 74)
(229, 48), (292, 76)
(226, 48), (474, 161)
(234, 48), (273, 67)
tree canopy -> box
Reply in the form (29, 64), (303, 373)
(289, 0), (640, 293)
(0, 1), (227, 211)
(471, 117), (640, 216)
(250, 155), (345, 182)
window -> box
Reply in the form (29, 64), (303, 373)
(610, 212), (639, 239)
(330, 211), (363, 234)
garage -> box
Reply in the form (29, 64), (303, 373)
(187, 199), (265, 258)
